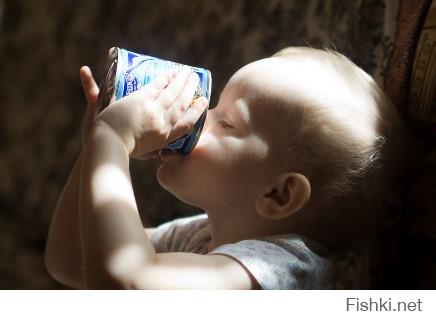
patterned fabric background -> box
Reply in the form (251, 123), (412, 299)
(0, 0), (397, 289)
(400, 0), (436, 288)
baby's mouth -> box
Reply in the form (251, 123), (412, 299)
(159, 149), (180, 161)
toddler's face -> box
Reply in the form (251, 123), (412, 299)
(156, 58), (298, 211)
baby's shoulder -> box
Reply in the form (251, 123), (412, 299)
(223, 233), (331, 266)
(209, 233), (336, 289)
(151, 213), (209, 253)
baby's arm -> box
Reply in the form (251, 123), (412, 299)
(80, 123), (256, 289)
(78, 69), (256, 289)
(45, 152), (155, 289)
(45, 67), (98, 288)
(45, 154), (84, 288)
(45, 68), (157, 288)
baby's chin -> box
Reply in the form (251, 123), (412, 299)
(156, 161), (175, 190)
(157, 162), (190, 198)
(156, 165), (206, 209)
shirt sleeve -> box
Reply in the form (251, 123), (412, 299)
(150, 213), (208, 253)
(208, 236), (337, 290)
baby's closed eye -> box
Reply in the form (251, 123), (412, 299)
(219, 120), (234, 129)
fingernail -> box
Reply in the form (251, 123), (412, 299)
(198, 97), (208, 107)
(190, 72), (199, 82)
(169, 68), (178, 76)
(181, 66), (190, 73)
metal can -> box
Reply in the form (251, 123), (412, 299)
(95, 47), (212, 155)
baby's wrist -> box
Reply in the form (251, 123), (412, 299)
(90, 119), (135, 156)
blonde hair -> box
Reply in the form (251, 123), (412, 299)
(273, 47), (409, 236)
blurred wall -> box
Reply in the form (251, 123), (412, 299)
(0, 0), (395, 288)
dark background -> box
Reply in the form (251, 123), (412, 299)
(0, 0), (394, 289)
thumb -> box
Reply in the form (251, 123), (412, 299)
(167, 97), (209, 142)
(80, 66), (99, 109)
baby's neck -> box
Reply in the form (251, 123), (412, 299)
(205, 204), (364, 255)
(206, 214), (251, 252)
(205, 208), (296, 252)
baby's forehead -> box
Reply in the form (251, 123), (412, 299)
(229, 55), (340, 94)
(219, 60), (303, 138)
(221, 55), (352, 141)
(227, 58), (288, 93)
(223, 58), (314, 117)
(225, 55), (353, 119)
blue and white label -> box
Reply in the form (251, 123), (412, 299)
(113, 48), (211, 155)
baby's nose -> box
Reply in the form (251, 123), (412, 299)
(196, 116), (213, 149)
(202, 111), (213, 132)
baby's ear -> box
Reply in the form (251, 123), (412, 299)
(255, 173), (311, 220)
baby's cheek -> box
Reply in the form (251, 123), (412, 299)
(193, 131), (222, 157)
(249, 135), (270, 160)
(195, 130), (213, 149)
(193, 131), (255, 172)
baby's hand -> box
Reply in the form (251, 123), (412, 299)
(79, 66), (99, 147)
(94, 67), (208, 159)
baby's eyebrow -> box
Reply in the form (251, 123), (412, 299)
(231, 98), (250, 130)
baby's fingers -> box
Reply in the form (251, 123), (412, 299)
(165, 72), (199, 126)
(140, 69), (176, 101)
(167, 97), (209, 142)
(80, 66), (99, 108)
(157, 66), (191, 108)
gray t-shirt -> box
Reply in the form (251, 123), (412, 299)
(151, 213), (370, 289)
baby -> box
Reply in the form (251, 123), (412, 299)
(45, 47), (407, 289)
